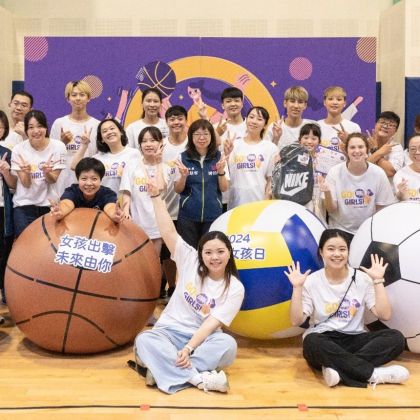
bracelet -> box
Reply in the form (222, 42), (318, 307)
(150, 193), (161, 198)
(373, 278), (385, 285)
(217, 172), (226, 176)
(184, 345), (195, 355)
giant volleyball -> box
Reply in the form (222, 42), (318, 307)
(211, 200), (325, 339)
(349, 202), (420, 353)
(5, 208), (161, 354)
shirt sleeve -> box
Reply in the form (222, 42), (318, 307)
(210, 280), (245, 326)
(60, 185), (78, 204)
(376, 169), (396, 205)
(119, 163), (133, 194)
(388, 144), (404, 172)
(99, 187), (117, 208)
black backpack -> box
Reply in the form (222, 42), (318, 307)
(272, 144), (314, 205)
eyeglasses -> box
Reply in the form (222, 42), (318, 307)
(11, 100), (30, 109)
(378, 120), (397, 129)
(409, 147), (420, 153)
(193, 132), (211, 138)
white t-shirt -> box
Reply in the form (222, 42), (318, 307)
(155, 236), (245, 334)
(119, 160), (169, 239)
(383, 140), (404, 178)
(11, 139), (66, 207)
(325, 162), (395, 234)
(161, 136), (187, 220)
(228, 139), (278, 209)
(302, 268), (375, 339)
(264, 119), (315, 150)
(3, 131), (23, 150)
(125, 118), (169, 150)
(50, 115), (100, 195)
(393, 165), (420, 202)
(318, 119), (361, 151)
(93, 146), (140, 194)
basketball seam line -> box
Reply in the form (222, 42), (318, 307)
(41, 215), (58, 253)
(112, 237), (150, 266)
(61, 210), (101, 354)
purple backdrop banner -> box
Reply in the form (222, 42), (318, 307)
(24, 36), (376, 130)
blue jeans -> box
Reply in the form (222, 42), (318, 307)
(14, 205), (50, 238)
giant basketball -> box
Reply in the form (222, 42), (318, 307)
(211, 200), (325, 339)
(349, 202), (420, 353)
(5, 208), (161, 354)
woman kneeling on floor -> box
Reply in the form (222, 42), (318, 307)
(132, 180), (244, 394)
(286, 228), (409, 388)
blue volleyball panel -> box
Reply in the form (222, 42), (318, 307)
(281, 213), (322, 274)
(239, 266), (292, 310)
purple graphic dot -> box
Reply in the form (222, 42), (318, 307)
(289, 57), (313, 80)
(25, 37), (48, 62)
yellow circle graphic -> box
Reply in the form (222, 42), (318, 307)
(124, 56), (278, 127)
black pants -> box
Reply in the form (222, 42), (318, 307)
(303, 329), (406, 387)
(0, 209), (13, 290)
(177, 217), (213, 249)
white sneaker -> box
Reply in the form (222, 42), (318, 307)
(369, 365), (409, 389)
(322, 366), (340, 387)
(200, 370), (229, 393)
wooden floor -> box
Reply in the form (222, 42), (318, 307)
(1, 303), (420, 420)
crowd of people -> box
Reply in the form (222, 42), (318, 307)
(1, 80), (417, 393)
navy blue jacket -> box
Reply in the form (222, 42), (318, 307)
(178, 150), (223, 222)
(0, 145), (14, 237)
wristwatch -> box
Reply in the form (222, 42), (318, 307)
(184, 345), (195, 355)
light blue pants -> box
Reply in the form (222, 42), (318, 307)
(134, 326), (237, 394)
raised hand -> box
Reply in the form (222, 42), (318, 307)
(333, 122), (349, 143)
(377, 142), (393, 157)
(198, 101), (208, 120)
(366, 129), (377, 151)
(111, 201), (128, 223)
(0, 152), (10, 175)
(216, 117), (229, 136)
(152, 143), (165, 164)
(80, 126), (92, 145)
(223, 131), (236, 157)
(360, 254), (388, 282)
(12, 154), (31, 174)
(49, 198), (63, 220)
(41, 154), (61, 176)
(216, 154), (226, 174)
(317, 174), (330, 192)
(174, 159), (189, 177)
(14, 121), (26, 137)
(272, 116), (284, 143)
(396, 178), (408, 195)
(60, 127), (74, 144)
(284, 261), (311, 288)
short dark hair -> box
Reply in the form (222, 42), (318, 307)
(96, 118), (128, 153)
(299, 123), (321, 141)
(138, 126), (163, 147)
(165, 105), (187, 120)
(75, 157), (105, 180)
(221, 87), (243, 102)
(377, 111), (400, 129)
(186, 119), (218, 160)
(197, 230), (239, 295)
(0, 110), (10, 140)
(24, 110), (49, 137)
(11, 91), (34, 107)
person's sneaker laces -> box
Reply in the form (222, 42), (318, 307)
(201, 370), (229, 393)
(369, 365), (409, 389)
(322, 366), (340, 387)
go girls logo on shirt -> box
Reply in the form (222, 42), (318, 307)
(233, 153), (264, 170)
(321, 136), (340, 151)
(105, 161), (125, 178)
(30, 162), (45, 179)
(167, 160), (177, 175)
(340, 188), (374, 206)
(184, 281), (216, 316)
(325, 297), (361, 321)
(134, 176), (148, 192)
(67, 135), (82, 151)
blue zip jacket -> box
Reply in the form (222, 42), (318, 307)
(178, 150), (223, 222)
(0, 144), (14, 237)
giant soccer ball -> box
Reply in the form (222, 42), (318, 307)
(349, 201), (420, 353)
